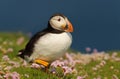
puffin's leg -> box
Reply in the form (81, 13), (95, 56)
(34, 59), (50, 72)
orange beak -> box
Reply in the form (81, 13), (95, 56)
(63, 19), (73, 32)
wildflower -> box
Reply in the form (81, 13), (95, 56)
(65, 53), (75, 66)
(92, 67), (98, 71)
(8, 61), (20, 68)
(111, 52), (118, 58)
(4, 66), (12, 71)
(2, 55), (10, 61)
(65, 53), (73, 62)
(96, 65), (101, 69)
(22, 60), (28, 67)
(62, 66), (73, 75)
(3, 73), (10, 79)
(114, 57), (120, 62)
(7, 48), (13, 53)
(104, 54), (110, 60)
(24, 74), (29, 78)
(85, 47), (91, 53)
(16, 37), (24, 45)
(99, 60), (106, 67)
(4, 72), (20, 79)
(11, 72), (20, 79)
(77, 76), (83, 79)
(93, 48), (98, 53)
(30, 63), (41, 69)
(51, 60), (64, 67)
(110, 66), (114, 70)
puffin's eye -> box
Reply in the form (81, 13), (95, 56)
(58, 18), (61, 21)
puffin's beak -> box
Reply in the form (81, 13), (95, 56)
(62, 19), (73, 32)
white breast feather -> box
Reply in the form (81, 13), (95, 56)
(29, 32), (72, 62)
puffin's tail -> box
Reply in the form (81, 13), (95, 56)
(17, 49), (25, 59)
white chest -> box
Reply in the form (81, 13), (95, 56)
(29, 32), (72, 61)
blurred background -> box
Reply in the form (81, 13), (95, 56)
(0, 0), (120, 52)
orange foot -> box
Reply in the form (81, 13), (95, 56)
(34, 59), (49, 67)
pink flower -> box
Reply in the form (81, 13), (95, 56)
(16, 37), (24, 45)
(4, 73), (10, 79)
(62, 66), (73, 75)
(4, 72), (20, 79)
(65, 53), (76, 66)
(11, 72), (20, 79)
(93, 48), (98, 53)
(4, 66), (12, 71)
(99, 60), (106, 67)
(22, 60), (28, 67)
(85, 47), (91, 53)
(8, 61), (20, 68)
(30, 63), (41, 69)
(51, 60), (64, 67)
(2, 55), (10, 61)
(77, 76), (83, 79)
(7, 48), (13, 53)
(92, 67), (98, 71)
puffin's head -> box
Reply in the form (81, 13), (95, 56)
(49, 14), (73, 32)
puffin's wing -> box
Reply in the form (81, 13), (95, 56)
(18, 25), (63, 59)
(18, 29), (48, 59)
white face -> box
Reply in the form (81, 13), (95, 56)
(49, 16), (67, 31)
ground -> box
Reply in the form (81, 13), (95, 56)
(0, 32), (120, 79)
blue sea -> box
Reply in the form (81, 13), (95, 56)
(0, 0), (120, 52)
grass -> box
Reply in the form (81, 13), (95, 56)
(0, 32), (120, 79)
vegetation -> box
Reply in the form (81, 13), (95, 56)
(0, 32), (120, 79)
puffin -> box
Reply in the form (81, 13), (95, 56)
(18, 13), (73, 67)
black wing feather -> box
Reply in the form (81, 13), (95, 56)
(18, 23), (64, 59)
(18, 29), (48, 59)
